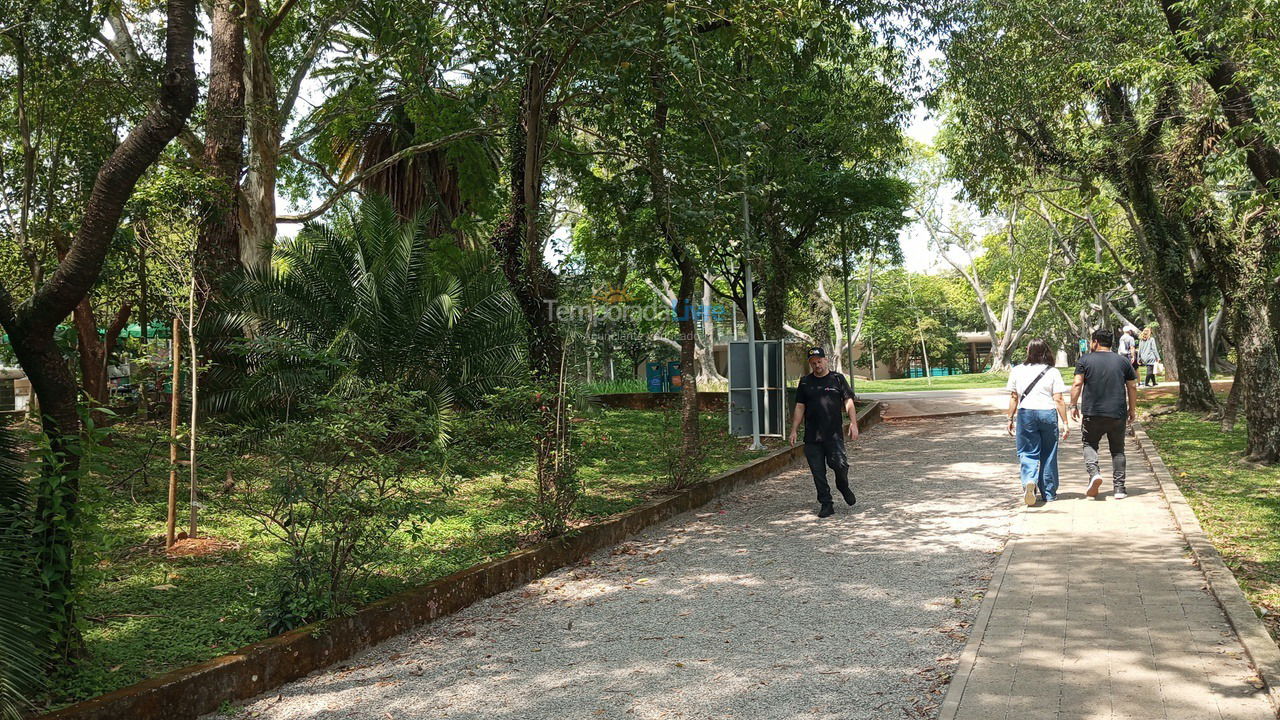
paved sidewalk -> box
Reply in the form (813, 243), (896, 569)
(862, 388), (1008, 420)
(219, 416), (1020, 720)
(862, 380), (1233, 420)
(943, 447), (1272, 719)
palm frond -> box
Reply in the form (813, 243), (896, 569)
(207, 196), (521, 417)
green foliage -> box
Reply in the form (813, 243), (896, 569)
(865, 269), (968, 376)
(216, 384), (445, 634)
(207, 197), (523, 417)
(0, 422), (44, 720)
(562, 0), (911, 342)
(28, 409), (114, 664)
(40, 408), (761, 708)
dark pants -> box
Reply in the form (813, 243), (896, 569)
(1144, 364), (1157, 386)
(804, 437), (850, 505)
(1081, 415), (1127, 487)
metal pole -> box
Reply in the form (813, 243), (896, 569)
(743, 190), (764, 451)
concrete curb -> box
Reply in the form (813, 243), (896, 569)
(882, 407), (1005, 421)
(40, 402), (883, 720)
(1133, 422), (1280, 717)
(936, 538), (1018, 720)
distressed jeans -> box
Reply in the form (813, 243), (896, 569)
(1016, 408), (1060, 500)
(804, 437), (851, 505)
(1081, 415), (1127, 489)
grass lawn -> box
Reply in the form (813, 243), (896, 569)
(48, 408), (781, 710)
(855, 368), (1070, 393)
(853, 372), (1014, 393)
(1137, 393), (1280, 644)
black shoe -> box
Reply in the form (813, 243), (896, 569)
(817, 503), (835, 518)
(840, 488), (856, 506)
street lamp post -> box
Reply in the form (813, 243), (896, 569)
(742, 190), (764, 451)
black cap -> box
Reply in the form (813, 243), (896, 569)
(807, 346), (825, 358)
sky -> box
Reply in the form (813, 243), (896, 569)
(900, 106), (942, 273)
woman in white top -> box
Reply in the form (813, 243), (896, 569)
(1005, 339), (1070, 506)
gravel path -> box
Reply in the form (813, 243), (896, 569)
(221, 415), (1021, 720)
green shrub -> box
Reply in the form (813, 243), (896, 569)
(215, 384), (446, 634)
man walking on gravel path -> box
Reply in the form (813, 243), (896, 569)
(1070, 329), (1138, 499)
(789, 346), (860, 518)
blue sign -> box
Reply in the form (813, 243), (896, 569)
(646, 362), (666, 392)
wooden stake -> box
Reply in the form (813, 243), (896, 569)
(187, 277), (199, 539)
(165, 317), (181, 547)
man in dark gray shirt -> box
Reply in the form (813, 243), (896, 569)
(1070, 329), (1138, 499)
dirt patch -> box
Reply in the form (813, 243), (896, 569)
(166, 537), (241, 558)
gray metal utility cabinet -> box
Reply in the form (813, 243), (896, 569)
(727, 340), (785, 438)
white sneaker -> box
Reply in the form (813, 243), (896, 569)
(1086, 474), (1103, 498)
(1114, 488), (1128, 499)
(1024, 484), (1037, 506)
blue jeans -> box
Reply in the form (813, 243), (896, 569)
(1016, 408), (1060, 500)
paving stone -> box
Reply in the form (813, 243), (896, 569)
(950, 442), (1272, 720)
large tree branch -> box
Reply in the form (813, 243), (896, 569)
(277, 127), (497, 222)
(1040, 193), (1137, 276)
(278, 0), (357, 124)
(19, 0), (199, 333)
(1008, 239), (1060, 347)
(1158, 0), (1280, 189)
(264, 0), (301, 40)
(783, 323), (816, 344)
(652, 334), (681, 351)
(99, 10), (209, 166)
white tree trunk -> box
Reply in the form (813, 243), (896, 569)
(239, 22), (279, 271)
(646, 278), (725, 385)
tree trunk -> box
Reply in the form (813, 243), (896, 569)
(672, 254), (702, 487)
(197, 0), (246, 290)
(647, 29), (701, 488)
(240, 14), (280, 271)
(135, 240), (154, 418)
(71, 299), (132, 411)
(1098, 117), (1217, 409)
(1220, 371), (1243, 432)
(989, 342), (1012, 373)
(1209, 227), (1280, 462)
(1163, 314), (1217, 411)
(0, 0), (199, 657)
(7, 331), (82, 653)
(489, 62), (572, 535)
(697, 281), (726, 384)
(1151, 304), (1182, 382)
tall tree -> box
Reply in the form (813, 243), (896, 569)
(937, 0), (1221, 411)
(196, 0), (246, 291)
(0, 0), (199, 654)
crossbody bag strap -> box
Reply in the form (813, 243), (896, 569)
(1020, 366), (1052, 402)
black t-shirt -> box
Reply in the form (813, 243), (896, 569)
(1075, 351), (1137, 419)
(795, 371), (854, 443)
